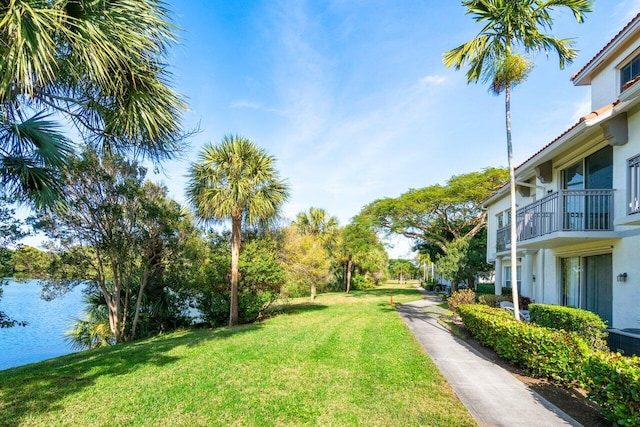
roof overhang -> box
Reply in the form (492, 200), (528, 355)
(482, 91), (640, 208)
(572, 13), (640, 86)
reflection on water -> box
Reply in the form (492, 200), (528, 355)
(0, 280), (85, 371)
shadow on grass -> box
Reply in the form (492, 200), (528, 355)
(0, 323), (263, 425)
(376, 303), (398, 313)
(267, 302), (328, 316)
(348, 287), (422, 299)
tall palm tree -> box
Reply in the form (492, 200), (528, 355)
(0, 0), (187, 207)
(187, 135), (289, 326)
(443, 0), (592, 320)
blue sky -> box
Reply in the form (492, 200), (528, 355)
(151, 0), (640, 257)
(25, 1), (640, 257)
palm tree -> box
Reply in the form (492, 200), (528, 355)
(443, 0), (592, 320)
(187, 135), (289, 326)
(294, 207), (339, 247)
(0, 0), (187, 207)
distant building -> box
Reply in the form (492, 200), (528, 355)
(483, 13), (640, 354)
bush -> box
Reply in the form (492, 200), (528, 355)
(529, 304), (608, 351)
(447, 289), (476, 314)
(458, 304), (589, 385)
(583, 351), (640, 426)
(475, 283), (495, 295)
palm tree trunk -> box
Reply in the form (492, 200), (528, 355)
(506, 85), (521, 321)
(229, 215), (242, 326)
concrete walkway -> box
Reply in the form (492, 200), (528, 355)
(397, 296), (582, 427)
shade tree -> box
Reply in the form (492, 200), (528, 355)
(360, 168), (508, 254)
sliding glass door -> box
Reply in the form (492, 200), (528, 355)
(561, 253), (612, 325)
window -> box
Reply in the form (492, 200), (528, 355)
(496, 209), (511, 229)
(628, 154), (640, 214)
(504, 265), (521, 290)
(621, 53), (640, 91)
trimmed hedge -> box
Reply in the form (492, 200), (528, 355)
(458, 304), (589, 384)
(529, 304), (608, 351)
(583, 352), (640, 426)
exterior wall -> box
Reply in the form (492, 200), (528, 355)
(589, 40), (640, 110)
(591, 69), (617, 110)
(612, 235), (640, 329)
(614, 109), (640, 224)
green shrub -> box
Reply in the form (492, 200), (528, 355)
(529, 304), (608, 351)
(458, 304), (589, 385)
(475, 283), (495, 295)
(351, 275), (376, 290)
(447, 289), (476, 314)
(457, 304), (515, 348)
(583, 351), (640, 426)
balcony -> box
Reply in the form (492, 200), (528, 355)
(496, 189), (615, 251)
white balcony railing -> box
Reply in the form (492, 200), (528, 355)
(496, 189), (614, 251)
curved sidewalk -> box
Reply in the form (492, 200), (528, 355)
(397, 297), (582, 427)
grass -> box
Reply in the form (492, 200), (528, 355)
(0, 282), (475, 426)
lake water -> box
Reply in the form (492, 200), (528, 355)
(0, 280), (85, 371)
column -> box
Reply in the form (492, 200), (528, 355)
(522, 251), (534, 298)
(494, 257), (502, 296)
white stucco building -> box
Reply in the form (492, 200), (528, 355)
(483, 13), (640, 353)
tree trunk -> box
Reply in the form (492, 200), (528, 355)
(310, 283), (316, 300)
(506, 85), (521, 321)
(229, 215), (242, 326)
(345, 256), (353, 293)
(130, 265), (149, 341)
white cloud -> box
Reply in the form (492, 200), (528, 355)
(417, 74), (447, 88)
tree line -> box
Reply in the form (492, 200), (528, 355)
(0, 144), (388, 346)
(0, 0), (513, 346)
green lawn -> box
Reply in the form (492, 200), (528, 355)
(0, 283), (475, 426)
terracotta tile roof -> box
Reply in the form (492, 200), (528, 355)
(571, 12), (640, 83)
(514, 101), (618, 172)
(483, 101), (621, 203)
(578, 100), (619, 121)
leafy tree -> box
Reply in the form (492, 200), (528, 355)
(338, 221), (388, 292)
(435, 238), (471, 290)
(361, 168), (507, 253)
(12, 245), (53, 280)
(35, 151), (193, 343)
(194, 233), (286, 327)
(0, 0), (188, 207)
(443, 0), (592, 319)
(187, 135), (289, 326)
(282, 227), (333, 300)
